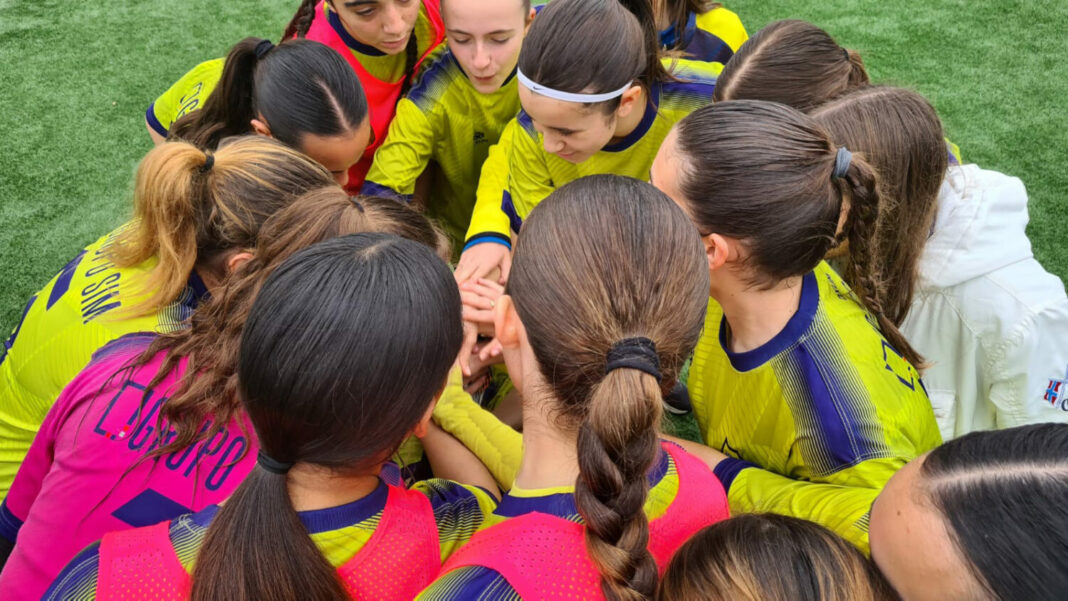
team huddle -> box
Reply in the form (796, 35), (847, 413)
(1, 0), (1067, 599)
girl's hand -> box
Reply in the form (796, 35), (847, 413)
(455, 242), (512, 286)
(460, 278), (505, 333)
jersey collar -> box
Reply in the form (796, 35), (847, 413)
(659, 11), (698, 50)
(720, 270), (820, 372)
(328, 8), (388, 56)
(602, 83), (661, 153)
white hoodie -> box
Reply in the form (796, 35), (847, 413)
(902, 164), (1068, 440)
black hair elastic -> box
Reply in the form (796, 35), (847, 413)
(257, 450), (294, 475)
(199, 153), (215, 174)
(349, 195), (366, 213)
(255, 39), (276, 59)
(833, 147), (853, 180)
(605, 337), (662, 381)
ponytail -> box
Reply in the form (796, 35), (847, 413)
(169, 38), (265, 149)
(616, 0), (671, 90)
(576, 363), (663, 600)
(399, 34), (420, 101)
(836, 156), (927, 369)
(191, 468), (348, 601)
(284, 0), (318, 39)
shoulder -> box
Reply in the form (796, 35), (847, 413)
(406, 50), (466, 111)
(660, 60), (719, 111)
(42, 540), (102, 601)
(695, 6), (749, 51)
(413, 479), (497, 523)
(417, 566), (519, 601)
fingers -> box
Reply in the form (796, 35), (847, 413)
(458, 322), (479, 377)
(478, 338), (504, 362)
(498, 251), (512, 285)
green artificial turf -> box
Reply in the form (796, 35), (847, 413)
(1, 0), (1065, 337)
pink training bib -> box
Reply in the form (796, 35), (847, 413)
(95, 482), (440, 601)
(440, 441), (729, 600)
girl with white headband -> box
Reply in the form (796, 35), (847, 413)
(455, 0), (718, 284)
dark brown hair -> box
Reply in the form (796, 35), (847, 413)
(811, 86), (948, 326)
(713, 20), (869, 112)
(659, 514), (897, 601)
(658, 0), (722, 51)
(518, 0), (670, 115)
(139, 188), (448, 460)
(109, 136), (332, 317)
(671, 100), (924, 368)
(190, 233), (463, 601)
(507, 175), (710, 601)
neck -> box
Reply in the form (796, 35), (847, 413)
(286, 464), (382, 512)
(514, 392), (580, 490)
(715, 275), (804, 353)
(610, 87), (649, 142)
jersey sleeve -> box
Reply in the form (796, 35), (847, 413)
(0, 394), (64, 543)
(416, 566), (520, 601)
(433, 369), (522, 489)
(717, 455), (898, 552)
(990, 298), (1068, 428)
(41, 540), (101, 601)
(362, 98), (438, 201)
(146, 58), (223, 137)
(464, 121), (518, 248)
(698, 7), (749, 52)
(505, 115), (555, 226)
(411, 479), (497, 561)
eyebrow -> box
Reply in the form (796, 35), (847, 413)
(446, 28), (517, 36)
(344, 0), (377, 7)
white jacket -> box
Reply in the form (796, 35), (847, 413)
(902, 164), (1068, 440)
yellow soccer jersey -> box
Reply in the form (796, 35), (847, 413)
(468, 61), (717, 237)
(363, 51), (521, 248)
(688, 263), (941, 552)
(146, 58), (224, 138)
(463, 120), (518, 248)
(0, 226), (208, 499)
(661, 6), (748, 65)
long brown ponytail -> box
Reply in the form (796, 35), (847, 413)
(283, 0), (318, 39)
(672, 100), (925, 368)
(108, 136), (331, 318)
(507, 175), (710, 600)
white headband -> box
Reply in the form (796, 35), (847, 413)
(516, 68), (633, 104)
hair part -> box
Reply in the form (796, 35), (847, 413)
(507, 175), (710, 600)
(190, 233), (463, 601)
(920, 424), (1068, 601)
(713, 20), (869, 112)
(659, 514), (897, 601)
(811, 86), (948, 326)
(672, 100), (924, 368)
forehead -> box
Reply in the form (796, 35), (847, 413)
(443, 0), (526, 28)
(518, 86), (602, 130)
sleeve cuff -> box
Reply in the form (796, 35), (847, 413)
(145, 104), (169, 137)
(0, 500), (24, 543)
(361, 181), (413, 203)
(463, 233), (512, 252)
(713, 457), (758, 492)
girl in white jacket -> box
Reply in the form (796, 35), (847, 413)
(812, 86), (1068, 440)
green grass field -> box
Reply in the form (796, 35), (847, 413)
(1, 0), (1065, 335)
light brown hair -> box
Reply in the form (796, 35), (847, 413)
(659, 514), (897, 601)
(109, 136), (332, 317)
(507, 175), (710, 600)
(811, 86), (948, 326)
(713, 20), (869, 111)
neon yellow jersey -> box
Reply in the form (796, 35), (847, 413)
(463, 119), (518, 248)
(468, 61), (717, 236)
(145, 58), (224, 138)
(660, 6), (748, 64)
(0, 227), (208, 499)
(688, 263), (941, 552)
(363, 51), (521, 248)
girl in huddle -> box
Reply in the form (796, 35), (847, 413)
(656, 0), (748, 64)
(659, 514), (895, 601)
(870, 424), (1068, 600)
(151, 38), (371, 189)
(420, 175), (730, 601)
(649, 100), (941, 552)
(812, 86), (1068, 439)
(286, 0), (447, 187)
(0, 138), (331, 502)
(0, 189), (454, 599)
(456, 0), (718, 285)
(45, 233), (498, 601)
(363, 0), (536, 251)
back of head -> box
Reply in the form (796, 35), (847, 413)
(169, 38), (368, 150)
(811, 86), (948, 325)
(920, 423), (1068, 600)
(659, 514), (895, 601)
(518, 0), (668, 113)
(713, 20), (869, 111)
(671, 99), (925, 367)
(191, 233), (462, 601)
(111, 135), (332, 317)
(507, 174), (710, 600)
(144, 187), (448, 460)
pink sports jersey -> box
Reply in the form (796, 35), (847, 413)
(0, 333), (257, 601)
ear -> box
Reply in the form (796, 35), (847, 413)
(704, 233), (731, 272)
(525, 7), (536, 27)
(493, 295), (522, 350)
(411, 389), (441, 438)
(615, 85), (644, 120)
(225, 251), (254, 275)
(250, 117), (272, 138)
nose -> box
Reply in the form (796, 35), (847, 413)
(542, 132), (565, 154)
(473, 43), (492, 70)
(382, 6), (406, 35)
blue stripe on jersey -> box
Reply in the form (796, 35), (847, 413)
(328, 8), (386, 56)
(0, 499), (22, 542)
(712, 457), (758, 491)
(501, 191), (523, 233)
(603, 84), (661, 153)
(362, 180), (414, 203)
(298, 479), (388, 534)
(145, 104), (169, 137)
(111, 488), (193, 528)
(41, 541), (102, 601)
(406, 51), (461, 109)
(685, 30), (734, 65)
(722, 271), (820, 371)
(463, 233), (512, 251)
(86, 332), (156, 367)
(48, 250), (88, 310)
(516, 110), (535, 137)
(420, 566), (521, 601)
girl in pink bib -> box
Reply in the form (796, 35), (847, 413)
(420, 174), (730, 601)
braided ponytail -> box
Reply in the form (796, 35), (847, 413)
(399, 33), (419, 102)
(283, 0), (318, 39)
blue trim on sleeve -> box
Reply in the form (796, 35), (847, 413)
(501, 191), (524, 233)
(0, 499), (23, 543)
(721, 271), (819, 371)
(683, 30), (734, 65)
(361, 180), (412, 203)
(463, 233), (512, 252)
(145, 103), (169, 137)
(41, 540), (102, 601)
(712, 457), (757, 491)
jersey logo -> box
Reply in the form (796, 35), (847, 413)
(473, 131), (486, 144)
(1044, 366), (1068, 410)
